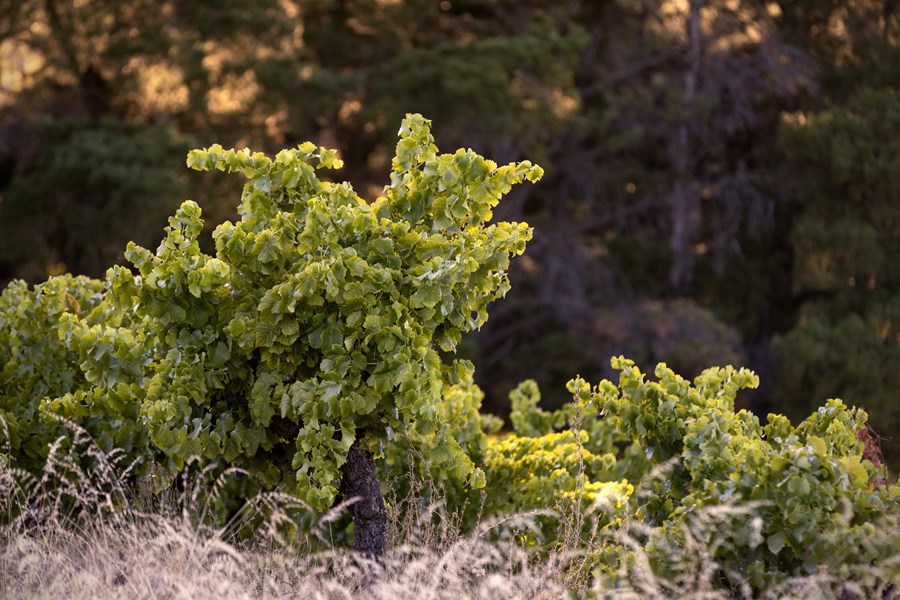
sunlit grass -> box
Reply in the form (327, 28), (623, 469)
(1, 423), (897, 599)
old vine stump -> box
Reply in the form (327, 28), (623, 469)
(339, 440), (388, 558)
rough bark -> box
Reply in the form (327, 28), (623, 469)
(269, 414), (387, 556)
(339, 440), (388, 559)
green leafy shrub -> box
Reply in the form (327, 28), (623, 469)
(0, 274), (149, 473)
(496, 358), (899, 592)
(0, 114), (542, 513)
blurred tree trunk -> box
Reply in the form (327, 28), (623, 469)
(668, 0), (704, 293)
(43, 0), (82, 79)
(169, 3), (209, 127)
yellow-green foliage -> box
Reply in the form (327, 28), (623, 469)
(482, 430), (633, 548)
(484, 431), (623, 514)
(380, 362), (499, 490)
(502, 358), (900, 590)
(0, 274), (151, 474)
(0, 115), (543, 512)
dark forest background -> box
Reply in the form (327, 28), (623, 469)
(1, 0), (898, 469)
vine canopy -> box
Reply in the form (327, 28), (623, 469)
(13, 114), (542, 510)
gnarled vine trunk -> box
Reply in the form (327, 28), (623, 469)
(339, 440), (387, 558)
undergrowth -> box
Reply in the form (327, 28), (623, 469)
(1, 420), (897, 599)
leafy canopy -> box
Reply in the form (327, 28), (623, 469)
(0, 114), (542, 510)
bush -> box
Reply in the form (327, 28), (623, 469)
(486, 358), (900, 593)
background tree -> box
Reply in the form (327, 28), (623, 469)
(774, 88), (900, 466)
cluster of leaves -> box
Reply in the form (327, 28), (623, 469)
(0, 115), (542, 512)
(379, 375), (635, 547)
(0, 273), (153, 482)
(498, 358), (899, 592)
(482, 430), (633, 528)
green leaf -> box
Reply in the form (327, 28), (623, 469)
(320, 380), (342, 402)
(253, 176), (272, 193)
(411, 285), (441, 308)
(250, 373), (277, 426)
(208, 342), (230, 368)
(840, 456), (869, 487)
(767, 532), (786, 555)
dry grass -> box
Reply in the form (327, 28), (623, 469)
(0, 424), (567, 599)
(1, 424), (898, 599)
(1, 491), (565, 599)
